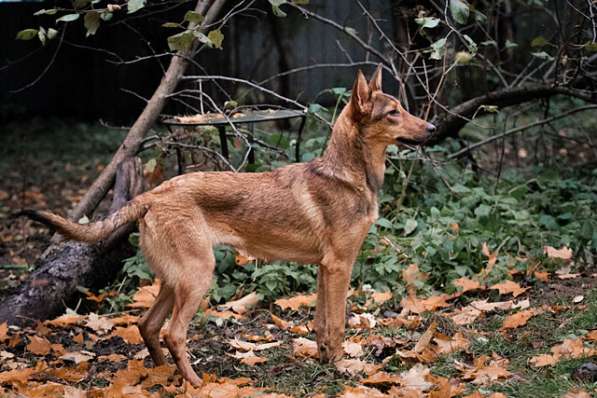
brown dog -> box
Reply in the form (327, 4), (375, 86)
(22, 66), (435, 385)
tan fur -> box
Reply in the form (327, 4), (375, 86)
(24, 66), (434, 386)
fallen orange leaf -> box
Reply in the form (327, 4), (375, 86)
(401, 294), (452, 315)
(289, 324), (310, 336)
(0, 322), (8, 343)
(338, 385), (389, 398)
(460, 354), (511, 386)
(529, 353), (559, 367)
(204, 308), (245, 320)
(428, 376), (465, 398)
(433, 332), (470, 355)
(490, 280), (529, 297)
(336, 359), (381, 376)
(563, 389), (592, 398)
(501, 309), (539, 330)
(15, 381), (65, 397)
(111, 325), (143, 344)
(228, 338), (282, 352)
(270, 314), (290, 330)
(399, 364), (433, 392)
(370, 291), (393, 305)
(274, 293), (317, 311)
(402, 264), (428, 286)
(534, 271), (549, 282)
(60, 351), (95, 364)
(109, 314), (139, 326)
(551, 338), (589, 358)
(362, 371), (402, 386)
(544, 245), (572, 261)
(46, 363), (89, 383)
(453, 277), (482, 293)
(85, 313), (114, 334)
(0, 361), (47, 385)
(140, 364), (176, 388)
(217, 292), (262, 314)
(348, 313), (377, 329)
(343, 341), (364, 358)
(45, 313), (84, 327)
(128, 279), (160, 309)
(26, 335), (52, 356)
(97, 353), (127, 362)
(292, 337), (318, 359)
(414, 321), (437, 353)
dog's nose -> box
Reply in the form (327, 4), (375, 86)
(426, 123), (436, 134)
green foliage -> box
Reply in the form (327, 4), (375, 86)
(355, 157), (596, 292)
(56, 13), (80, 23)
(15, 29), (39, 41)
(415, 17), (440, 29)
(127, 0), (146, 14)
(207, 29), (224, 49)
(84, 12), (101, 37)
(449, 0), (470, 25)
(184, 10), (204, 24)
(429, 38), (447, 60)
(209, 246), (316, 303)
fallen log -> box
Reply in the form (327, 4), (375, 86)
(0, 158), (144, 325)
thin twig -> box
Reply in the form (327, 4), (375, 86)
(447, 104), (597, 160)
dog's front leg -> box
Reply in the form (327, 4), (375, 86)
(316, 255), (353, 363)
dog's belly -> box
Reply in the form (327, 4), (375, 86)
(208, 224), (323, 264)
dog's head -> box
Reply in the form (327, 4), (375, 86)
(349, 65), (435, 146)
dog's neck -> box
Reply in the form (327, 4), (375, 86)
(318, 105), (387, 193)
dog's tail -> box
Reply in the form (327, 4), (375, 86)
(17, 198), (150, 244)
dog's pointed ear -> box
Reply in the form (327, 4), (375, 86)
(351, 69), (370, 117)
(369, 64), (383, 92)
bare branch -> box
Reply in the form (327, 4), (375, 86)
(447, 104), (597, 159)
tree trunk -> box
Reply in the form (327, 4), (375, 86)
(0, 158), (144, 325)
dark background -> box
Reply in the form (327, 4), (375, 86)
(0, 0), (393, 122)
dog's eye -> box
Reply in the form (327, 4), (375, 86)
(388, 110), (400, 117)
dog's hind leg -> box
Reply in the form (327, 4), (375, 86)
(138, 283), (174, 366)
(163, 235), (215, 386)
